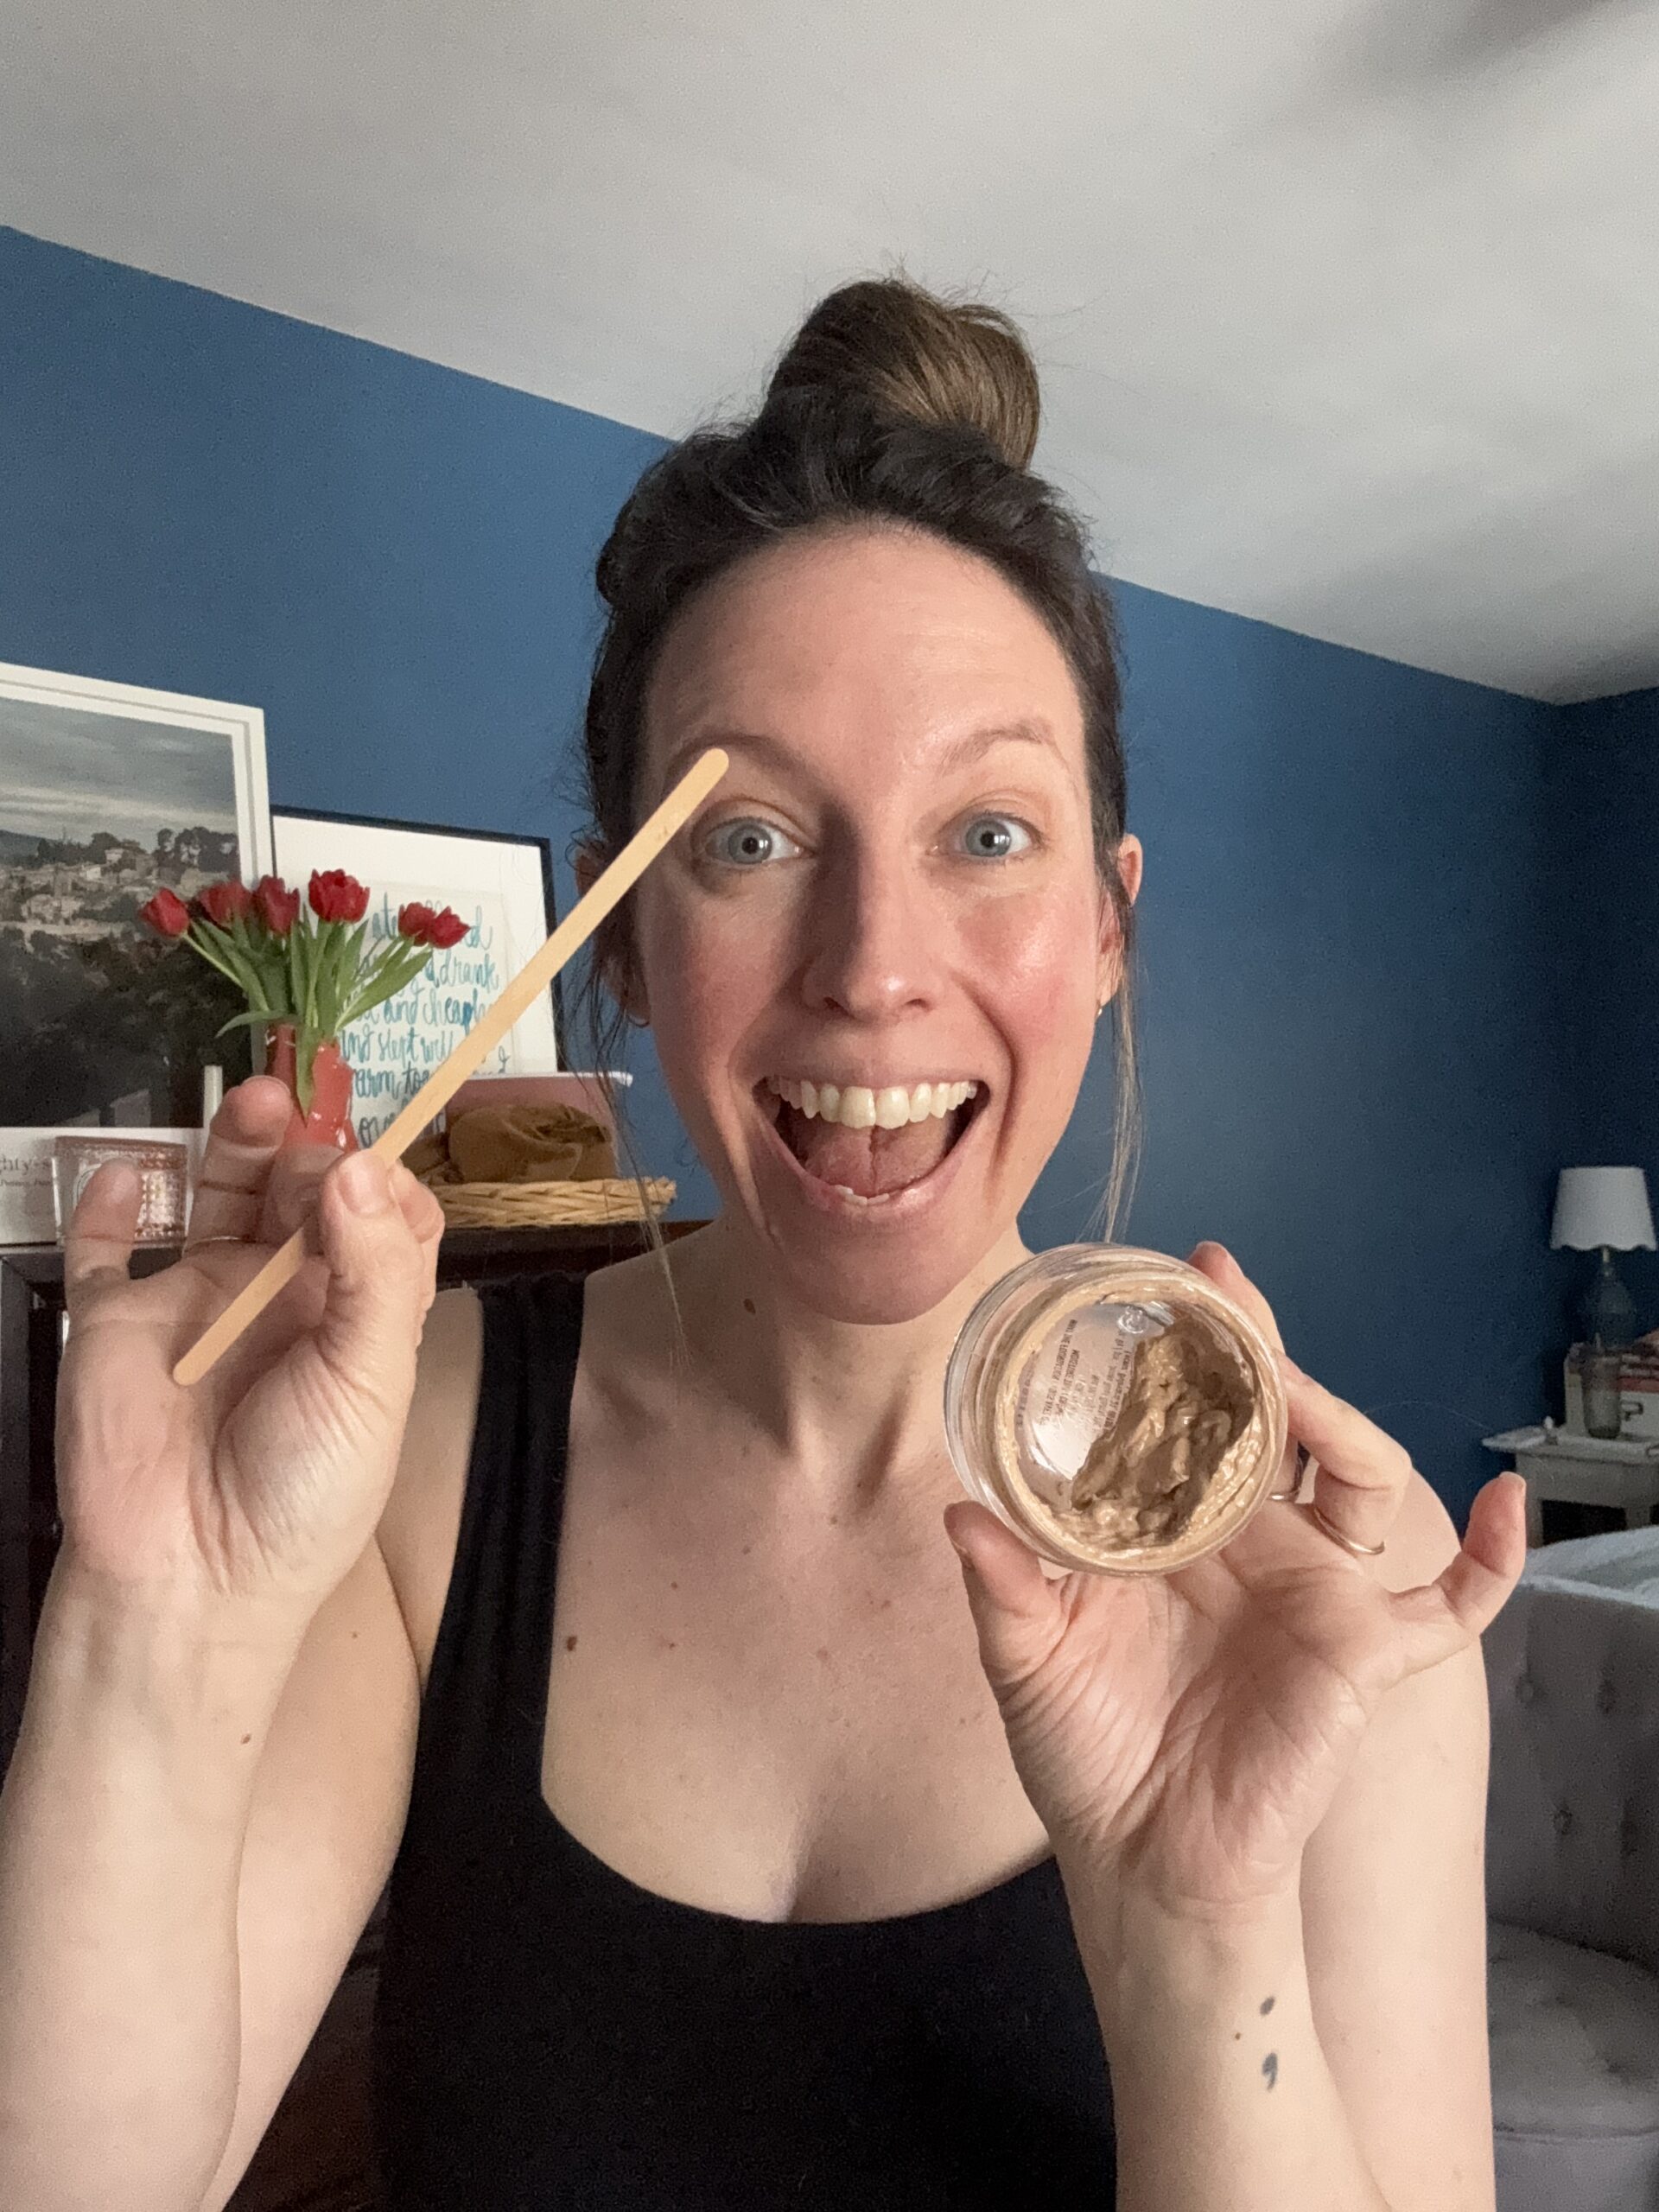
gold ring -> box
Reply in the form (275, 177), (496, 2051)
(1268, 1443), (1319, 1507)
(1305, 1498), (1386, 1558)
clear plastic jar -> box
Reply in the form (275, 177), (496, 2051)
(944, 1244), (1288, 1575)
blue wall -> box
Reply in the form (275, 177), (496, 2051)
(1548, 687), (1659, 1332)
(1, 224), (1611, 1521)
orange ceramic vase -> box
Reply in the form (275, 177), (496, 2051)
(264, 1023), (359, 1153)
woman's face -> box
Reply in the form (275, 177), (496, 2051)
(627, 524), (1142, 1325)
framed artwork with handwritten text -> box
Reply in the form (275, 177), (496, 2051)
(270, 809), (562, 1147)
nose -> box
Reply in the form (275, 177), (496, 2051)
(798, 842), (941, 1022)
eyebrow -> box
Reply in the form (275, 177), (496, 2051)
(657, 717), (1061, 796)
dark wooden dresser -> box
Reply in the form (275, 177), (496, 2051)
(0, 1222), (700, 2211)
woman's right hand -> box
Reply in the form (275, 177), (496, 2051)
(54, 1075), (446, 1630)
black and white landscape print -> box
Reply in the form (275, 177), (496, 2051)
(0, 684), (264, 1125)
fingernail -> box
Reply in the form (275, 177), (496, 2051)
(338, 1154), (386, 1214)
(99, 1163), (139, 1205)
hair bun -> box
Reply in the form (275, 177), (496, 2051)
(760, 276), (1040, 470)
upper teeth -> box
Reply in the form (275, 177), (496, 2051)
(765, 1077), (979, 1130)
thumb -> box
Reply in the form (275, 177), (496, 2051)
(944, 1500), (1067, 1693)
(308, 1153), (427, 1415)
(1387, 1470), (1528, 1682)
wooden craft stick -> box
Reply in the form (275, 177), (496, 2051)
(171, 747), (728, 1387)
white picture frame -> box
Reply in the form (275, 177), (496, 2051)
(270, 808), (562, 1147)
(0, 661), (271, 1239)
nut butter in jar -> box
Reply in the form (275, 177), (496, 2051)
(944, 1245), (1288, 1575)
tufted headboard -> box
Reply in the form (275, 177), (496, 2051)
(1484, 1579), (1659, 1974)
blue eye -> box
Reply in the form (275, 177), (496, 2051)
(957, 815), (1033, 861)
(703, 817), (798, 868)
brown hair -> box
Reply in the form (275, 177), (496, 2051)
(574, 274), (1141, 1240)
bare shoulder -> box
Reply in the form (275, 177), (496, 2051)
(576, 1233), (709, 1411)
(375, 1283), (486, 1691)
(373, 1246), (683, 1665)
(583, 1236), (697, 1344)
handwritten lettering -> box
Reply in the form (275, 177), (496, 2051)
(337, 893), (519, 1143)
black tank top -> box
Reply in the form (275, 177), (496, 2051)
(371, 1274), (1116, 2209)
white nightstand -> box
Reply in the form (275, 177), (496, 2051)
(1482, 1426), (1659, 1547)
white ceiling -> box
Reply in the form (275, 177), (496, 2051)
(3, 0), (1657, 702)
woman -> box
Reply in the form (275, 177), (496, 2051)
(0, 278), (1523, 2212)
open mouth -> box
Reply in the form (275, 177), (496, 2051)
(756, 1075), (986, 1204)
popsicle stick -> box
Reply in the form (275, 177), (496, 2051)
(171, 747), (728, 1387)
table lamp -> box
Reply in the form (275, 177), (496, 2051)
(1551, 1166), (1656, 1348)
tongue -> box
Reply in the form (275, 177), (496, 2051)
(778, 1102), (957, 1197)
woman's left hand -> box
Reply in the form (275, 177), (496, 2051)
(944, 1243), (1528, 1930)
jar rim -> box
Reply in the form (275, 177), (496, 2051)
(944, 1244), (1288, 1575)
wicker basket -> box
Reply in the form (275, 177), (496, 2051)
(429, 1176), (676, 1230)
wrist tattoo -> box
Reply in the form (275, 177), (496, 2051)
(1260, 1993), (1278, 2088)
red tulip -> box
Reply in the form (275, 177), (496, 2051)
(137, 887), (191, 938)
(196, 878), (254, 928)
(253, 874), (301, 934)
(308, 868), (369, 925)
(397, 901), (468, 949)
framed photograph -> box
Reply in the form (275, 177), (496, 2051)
(271, 809), (562, 1147)
(0, 662), (271, 1211)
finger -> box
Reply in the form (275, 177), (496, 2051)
(390, 1164), (445, 1320)
(1186, 1243), (1302, 1493)
(1194, 1247), (1327, 1522)
(1275, 1353), (1411, 1557)
(1186, 1242), (1284, 1352)
(259, 1141), (347, 1249)
(1387, 1472), (1528, 1680)
(298, 1152), (432, 1421)
(944, 1500), (1067, 1693)
(391, 1160), (445, 1245)
(184, 1077), (294, 1247)
(62, 1161), (143, 1316)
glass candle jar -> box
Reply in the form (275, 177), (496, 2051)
(944, 1244), (1289, 1575)
(52, 1135), (190, 1246)
(1582, 1343), (1624, 1439)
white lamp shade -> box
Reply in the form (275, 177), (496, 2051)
(1551, 1167), (1657, 1251)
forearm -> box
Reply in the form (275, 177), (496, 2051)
(1071, 1877), (1389, 2212)
(0, 1555), (303, 2212)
